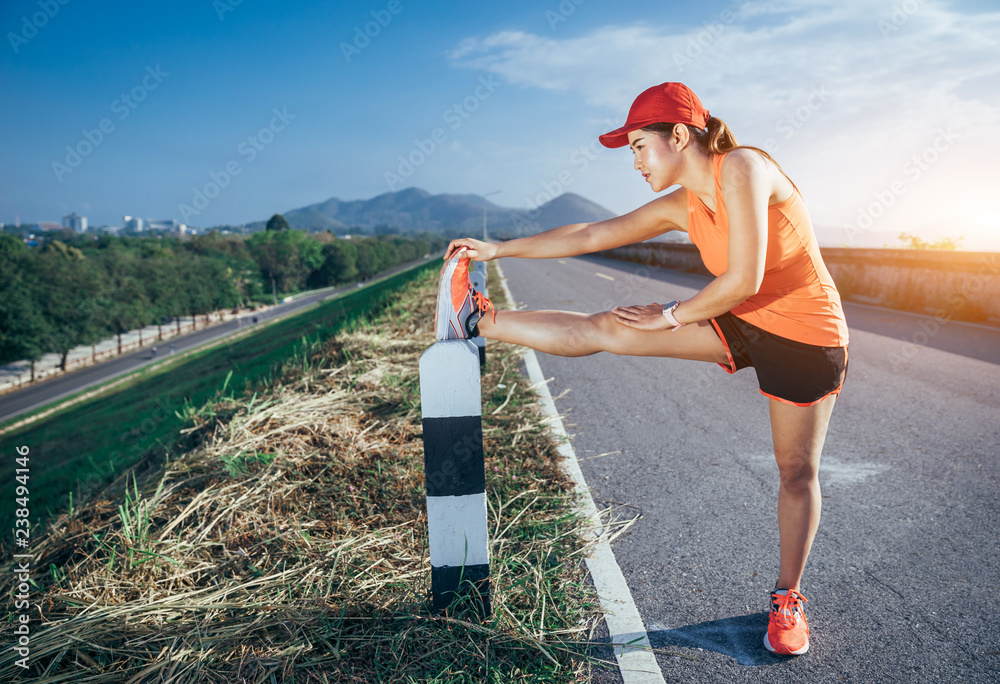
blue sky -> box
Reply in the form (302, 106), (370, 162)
(2, 0), (999, 249)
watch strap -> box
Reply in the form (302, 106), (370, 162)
(662, 300), (685, 330)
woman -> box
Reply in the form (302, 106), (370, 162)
(439, 82), (848, 656)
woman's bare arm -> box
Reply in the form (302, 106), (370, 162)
(584, 187), (688, 253)
(443, 187), (688, 262)
(494, 221), (593, 259)
(672, 149), (769, 324)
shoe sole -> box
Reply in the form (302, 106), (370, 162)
(763, 633), (809, 655)
(435, 249), (471, 340)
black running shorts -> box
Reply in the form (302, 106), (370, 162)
(710, 312), (848, 406)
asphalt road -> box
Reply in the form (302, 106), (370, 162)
(499, 254), (999, 683)
(0, 256), (436, 427)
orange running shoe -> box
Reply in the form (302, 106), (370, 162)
(434, 248), (496, 340)
(764, 588), (810, 655)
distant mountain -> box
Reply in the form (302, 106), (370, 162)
(527, 193), (617, 235)
(248, 188), (617, 238)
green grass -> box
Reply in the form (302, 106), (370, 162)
(0, 259), (440, 544)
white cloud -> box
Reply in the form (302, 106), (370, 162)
(448, 1), (1000, 248)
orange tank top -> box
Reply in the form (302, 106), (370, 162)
(686, 152), (849, 347)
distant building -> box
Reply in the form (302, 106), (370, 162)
(145, 219), (182, 232)
(121, 217), (187, 234)
(37, 221), (62, 231)
(123, 215), (144, 231)
(62, 212), (88, 232)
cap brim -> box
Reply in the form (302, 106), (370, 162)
(598, 118), (662, 148)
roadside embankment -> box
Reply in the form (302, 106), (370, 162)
(0, 261), (606, 682)
(0, 260), (439, 536)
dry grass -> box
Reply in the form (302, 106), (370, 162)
(1, 263), (611, 683)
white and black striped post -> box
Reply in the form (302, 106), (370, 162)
(468, 260), (487, 369)
(419, 338), (491, 616)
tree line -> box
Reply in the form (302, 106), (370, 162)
(0, 216), (447, 378)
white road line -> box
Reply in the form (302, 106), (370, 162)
(594, 272), (616, 281)
(494, 262), (666, 684)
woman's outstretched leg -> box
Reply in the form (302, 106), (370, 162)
(476, 308), (729, 363)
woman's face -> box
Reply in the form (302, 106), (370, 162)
(628, 127), (678, 193)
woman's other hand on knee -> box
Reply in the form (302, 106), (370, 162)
(612, 302), (676, 331)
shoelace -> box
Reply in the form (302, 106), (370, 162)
(771, 590), (807, 629)
(471, 289), (497, 325)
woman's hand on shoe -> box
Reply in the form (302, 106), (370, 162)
(444, 238), (498, 262)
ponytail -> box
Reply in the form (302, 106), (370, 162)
(642, 117), (801, 196)
(703, 116), (739, 154)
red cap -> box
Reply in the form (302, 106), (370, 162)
(599, 82), (710, 148)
